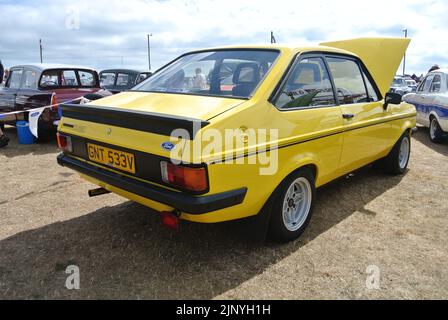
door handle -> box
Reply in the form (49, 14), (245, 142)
(342, 113), (355, 119)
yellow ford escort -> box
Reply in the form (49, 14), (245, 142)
(57, 38), (416, 242)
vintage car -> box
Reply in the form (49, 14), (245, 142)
(403, 69), (448, 142)
(389, 76), (413, 96)
(0, 63), (111, 137)
(99, 69), (152, 94)
(57, 38), (416, 242)
(405, 79), (418, 92)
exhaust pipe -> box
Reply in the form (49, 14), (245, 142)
(88, 187), (111, 197)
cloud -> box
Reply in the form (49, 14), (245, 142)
(0, 0), (447, 74)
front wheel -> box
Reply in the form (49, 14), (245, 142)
(268, 168), (315, 243)
(429, 117), (444, 143)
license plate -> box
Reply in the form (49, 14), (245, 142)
(87, 143), (136, 174)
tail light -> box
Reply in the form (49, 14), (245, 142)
(50, 94), (58, 111)
(160, 161), (208, 193)
(57, 132), (72, 153)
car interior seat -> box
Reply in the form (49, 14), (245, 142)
(232, 63), (261, 97)
(286, 63), (322, 92)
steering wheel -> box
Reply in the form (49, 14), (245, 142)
(41, 80), (58, 86)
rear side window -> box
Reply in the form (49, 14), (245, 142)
(136, 73), (150, 84)
(7, 69), (23, 89)
(61, 70), (78, 86)
(326, 57), (369, 105)
(274, 57), (335, 109)
(78, 70), (96, 87)
(100, 72), (116, 86)
(116, 73), (136, 87)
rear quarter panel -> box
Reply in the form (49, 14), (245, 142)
(180, 100), (345, 222)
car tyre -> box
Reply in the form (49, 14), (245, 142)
(268, 168), (315, 243)
(383, 132), (411, 175)
(429, 116), (444, 143)
(36, 118), (53, 143)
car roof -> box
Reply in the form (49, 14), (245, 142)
(188, 44), (356, 57)
(10, 63), (96, 72)
(100, 69), (149, 74)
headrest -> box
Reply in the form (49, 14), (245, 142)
(292, 63), (321, 83)
(232, 62), (260, 84)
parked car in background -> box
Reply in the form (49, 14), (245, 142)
(99, 69), (152, 94)
(405, 79), (418, 92)
(390, 76), (413, 96)
(0, 64), (111, 138)
(403, 69), (448, 142)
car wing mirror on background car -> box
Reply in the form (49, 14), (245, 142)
(384, 92), (402, 110)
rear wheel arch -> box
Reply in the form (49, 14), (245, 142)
(300, 163), (318, 182)
(278, 161), (318, 188)
(261, 162), (318, 216)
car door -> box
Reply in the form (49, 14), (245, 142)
(272, 55), (344, 186)
(325, 55), (390, 175)
(0, 67), (23, 112)
(414, 75), (435, 127)
(14, 67), (41, 110)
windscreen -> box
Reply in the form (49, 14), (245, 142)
(133, 50), (279, 98)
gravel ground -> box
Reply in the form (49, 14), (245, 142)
(0, 126), (447, 300)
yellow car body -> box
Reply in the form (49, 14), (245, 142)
(57, 38), (416, 228)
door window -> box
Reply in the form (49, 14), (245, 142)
(40, 70), (60, 87)
(361, 70), (380, 101)
(430, 74), (441, 92)
(7, 69), (23, 89)
(326, 57), (369, 105)
(274, 57), (335, 109)
(418, 75), (434, 93)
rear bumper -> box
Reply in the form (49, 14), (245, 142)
(57, 154), (247, 214)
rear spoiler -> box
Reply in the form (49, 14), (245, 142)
(61, 104), (209, 138)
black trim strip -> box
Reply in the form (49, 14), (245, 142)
(61, 104), (209, 138)
(210, 114), (415, 164)
(57, 154), (247, 214)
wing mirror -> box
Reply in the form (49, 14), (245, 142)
(384, 92), (402, 110)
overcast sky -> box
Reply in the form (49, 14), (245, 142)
(0, 0), (446, 75)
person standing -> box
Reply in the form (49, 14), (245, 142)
(0, 125), (8, 147)
(428, 64), (440, 73)
(0, 59), (10, 148)
(0, 60), (4, 85)
(193, 68), (207, 89)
